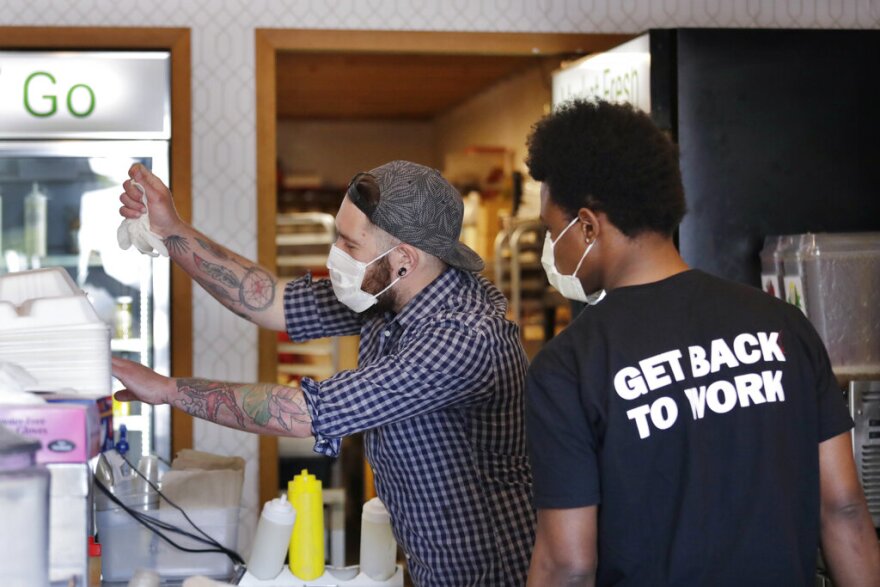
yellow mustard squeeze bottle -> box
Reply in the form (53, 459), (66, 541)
(287, 469), (324, 579)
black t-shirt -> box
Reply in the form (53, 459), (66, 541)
(526, 270), (853, 586)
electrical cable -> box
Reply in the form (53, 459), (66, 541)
(93, 452), (246, 568)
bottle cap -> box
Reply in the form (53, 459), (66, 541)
(362, 497), (391, 524)
(88, 536), (101, 557)
(262, 494), (297, 525)
(288, 469), (322, 495)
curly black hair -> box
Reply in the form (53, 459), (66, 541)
(526, 99), (686, 237)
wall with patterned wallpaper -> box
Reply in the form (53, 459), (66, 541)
(1, 0), (877, 553)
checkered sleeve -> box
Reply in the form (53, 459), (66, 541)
(300, 320), (494, 457)
(283, 272), (363, 342)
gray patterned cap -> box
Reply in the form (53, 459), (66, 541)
(347, 160), (484, 272)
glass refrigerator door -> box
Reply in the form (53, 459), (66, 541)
(0, 140), (171, 460)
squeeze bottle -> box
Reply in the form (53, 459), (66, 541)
(24, 182), (47, 259)
(287, 469), (324, 580)
(248, 495), (297, 579)
(359, 497), (397, 580)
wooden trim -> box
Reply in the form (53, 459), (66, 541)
(256, 28), (631, 56)
(254, 28), (631, 506)
(256, 30), (280, 505)
(166, 31), (195, 457)
(1, 26), (194, 454)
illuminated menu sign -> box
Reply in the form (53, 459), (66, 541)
(0, 51), (170, 139)
(552, 34), (651, 113)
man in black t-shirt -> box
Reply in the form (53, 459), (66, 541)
(524, 100), (880, 586)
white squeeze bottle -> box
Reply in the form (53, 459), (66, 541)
(359, 497), (397, 581)
(24, 182), (48, 259)
(248, 495), (297, 580)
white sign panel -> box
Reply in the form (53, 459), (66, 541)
(552, 34), (651, 113)
(0, 51), (170, 139)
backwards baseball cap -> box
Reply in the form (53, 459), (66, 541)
(346, 160), (484, 273)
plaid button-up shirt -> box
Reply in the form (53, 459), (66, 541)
(284, 268), (534, 586)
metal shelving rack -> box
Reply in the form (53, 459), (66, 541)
(493, 218), (568, 355)
(276, 212), (340, 382)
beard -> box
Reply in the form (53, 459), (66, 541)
(360, 255), (399, 316)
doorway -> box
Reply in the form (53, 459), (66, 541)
(254, 27), (631, 548)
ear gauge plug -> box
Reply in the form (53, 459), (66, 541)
(398, 267), (407, 276)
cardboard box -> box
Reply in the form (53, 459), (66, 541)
(42, 393), (114, 452)
(0, 402), (100, 463)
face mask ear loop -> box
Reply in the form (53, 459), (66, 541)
(365, 243), (400, 268)
(571, 239), (595, 276)
(372, 275), (402, 299)
(551, 216), (580, 247)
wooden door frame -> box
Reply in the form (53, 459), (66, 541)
(256, 28), (631, 504)
(1, 27), (194, 455)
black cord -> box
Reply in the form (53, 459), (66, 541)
(93, 455), (246, 567)
(120, 453), (232, 552)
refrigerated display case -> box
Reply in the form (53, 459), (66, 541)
(0, 50), (173, 461)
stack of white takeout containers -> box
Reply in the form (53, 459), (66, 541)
(0, 267), (111, 397)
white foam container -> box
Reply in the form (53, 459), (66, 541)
(0, 268), (110, 397)
(0, 267), (83, 307)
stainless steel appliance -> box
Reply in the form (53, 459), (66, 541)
(849, 380), (880, 528)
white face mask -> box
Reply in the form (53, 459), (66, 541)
(541, 217), (606, 305)
(326, 244), (401, 313)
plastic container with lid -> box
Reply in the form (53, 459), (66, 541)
(359, 497), (397, 581)
(778, 233), (809, 314)
(0, 423), (50, 587)
(248, 494), (297, 580)
(759, 235), (797, 300)
(797, 232), (880, 375)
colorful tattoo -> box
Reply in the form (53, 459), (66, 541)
(176, 379), (246, 428)
(194, 253), (240, 288)
(241, 384), (310, 431)
(174, 379), (309, 434)
(164, 234), (189, 256)
(239, 267), (276, 311)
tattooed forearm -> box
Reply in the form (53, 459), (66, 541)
(164, 234), (190, 256)
(173, 378), (311, 436)
(196, 237), (229, 260)
(239, 267), (276, 311)
(194, 275), (239, 306)
(176, 379), (245, 428)
(194, 253), (241, 288)
(240, 383), (311, 432)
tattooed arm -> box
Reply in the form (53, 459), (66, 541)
(119, 163), (287, 331)
(112, 357), (312, 437)
(166, 225), (287, 331)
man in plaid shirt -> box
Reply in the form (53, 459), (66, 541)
(113, 160), (535, 585)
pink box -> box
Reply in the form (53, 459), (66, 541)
(0, 402), (100, 464)
(42, 394), (114, 452)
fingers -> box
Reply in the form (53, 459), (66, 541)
(111, 356), (133, 369)
(129, 163), (169, 200)
(114, 389), (137, 402)
(119, 181), (147, 219)
(111, 356), (137, 379)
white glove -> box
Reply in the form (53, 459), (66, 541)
(116, 180), (168, 257)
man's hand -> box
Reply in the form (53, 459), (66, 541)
(112, 357), (176, 405)
(119, 163), (184, 238)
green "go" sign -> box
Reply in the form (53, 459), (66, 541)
(24, 71), (95, 118)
